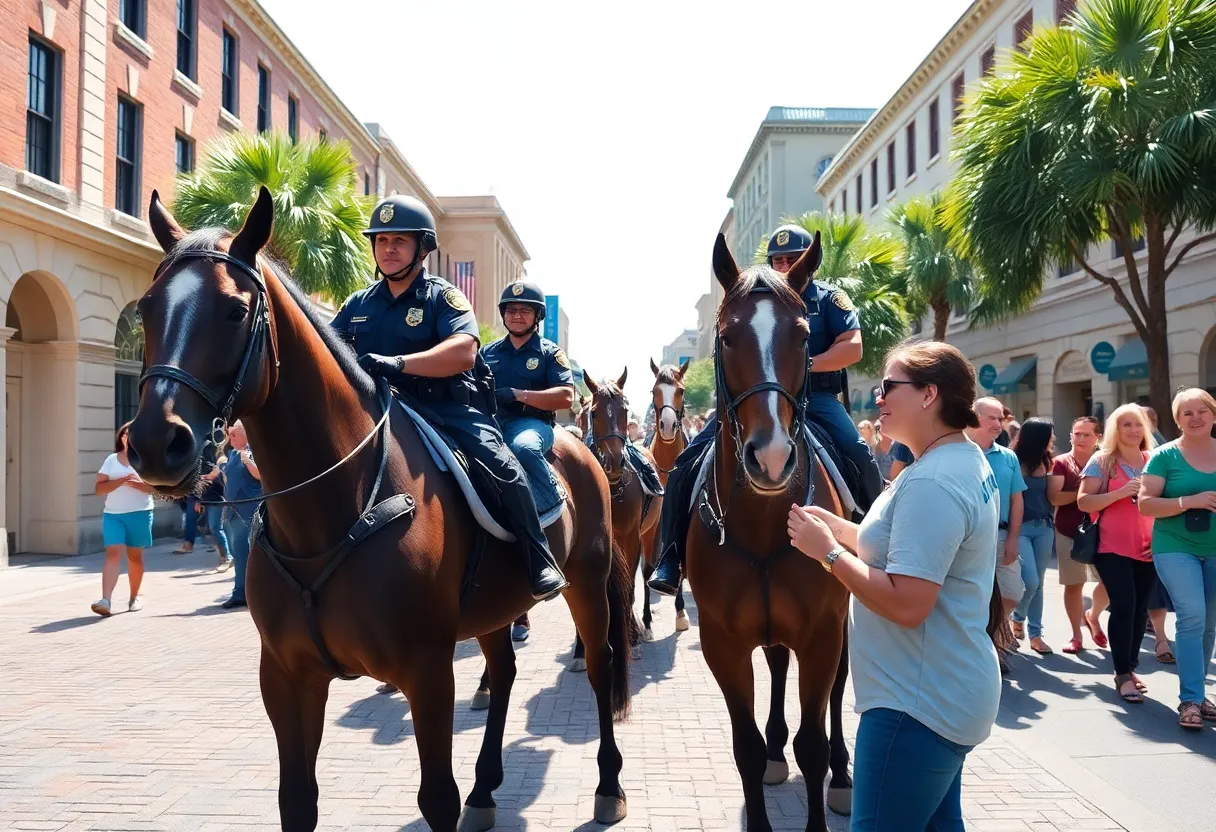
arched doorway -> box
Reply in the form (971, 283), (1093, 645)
(114, 303), (142, 430)
(1202, 327), (1216, 397)
(5, 271), (78, 556)
(1052, 350), (1093, 452)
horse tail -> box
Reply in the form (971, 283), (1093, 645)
(606, 538), (633, 721)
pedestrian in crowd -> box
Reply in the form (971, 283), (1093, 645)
(91, 423), (156, 616)
(868, 418), (914, 483)
(1142, 405), (1167, 446)
(967, 398), (1027, 622)
(996, 406), (1014, 447)
(1009, 419), (1058, 655)
(174, 497), (194, 554)
(858, 419), (876, 449)
(692, 415), (705, 437)
(627, 418), (643, 445)
(788, 341), (999, 829)
(1139, 388), (1216, 728)
(1048, 416), (1110, 653)
(174, 445), (231, 571)
(219, 421), (262, 609)
(1078, 404), (1156, 705)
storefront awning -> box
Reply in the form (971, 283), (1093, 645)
(991, 358), (1038, 394)
(1106, 339), (1148, 381)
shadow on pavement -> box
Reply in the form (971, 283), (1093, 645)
(29, 615), (105, 633)
(338, 691), (413, 745)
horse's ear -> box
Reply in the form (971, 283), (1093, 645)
(616, 367), (628, 390)
(584, 374), (600, 394)
(649, 357), (660, 377)
(786, 230), (822, 295)
(678, 357), (691, 378)
(712, 233), (740, 292)
(149, 190), (186, 254)
(231, 186), (274, 264)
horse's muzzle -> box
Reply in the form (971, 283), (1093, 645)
(743, 437), (795, 491)
(126, 411), (201, 488)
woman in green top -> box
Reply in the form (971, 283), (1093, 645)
(1139, 388), (1216, 729)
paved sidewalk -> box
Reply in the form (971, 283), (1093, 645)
(0, 546), (1184, 830)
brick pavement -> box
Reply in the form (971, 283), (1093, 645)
(0, 547), (1132, 831)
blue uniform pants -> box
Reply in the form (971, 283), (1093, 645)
(807, 392), (883, 509)
(500, 415), (561, 516)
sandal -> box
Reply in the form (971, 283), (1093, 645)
(1010, 620), (1026, 641)
(1130, 673), (1148, 693)
(1115, 675), (1144, 704)
(1179, 702), (1203, 730)
(172, 545), (192, 554)
(1083, 611), (1108, 649)
(1062, 638), (1083, 655)
(1201, 699), (1216, 722)
(1029, 638), (1053, 655)
(1155, 641), (1176, 664)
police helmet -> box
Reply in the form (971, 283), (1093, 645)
(364, 194), (438, 254)
(499, 280), (547, 322)
(765, 224), (814, 265)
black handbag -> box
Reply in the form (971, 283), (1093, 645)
(1071, 468), (1109, 565)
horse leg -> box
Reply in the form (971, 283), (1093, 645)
(674, 579), (690, 631)
(761, 645), (791, 785)
(460, 627), (516, 832)
(701, 623), (770, 832)
(258, 652), (329, 832)
(470, 665), (492, 711)
(793, 636), (843, 832)
(570, 631), (587, 673)
(404, 650), (462, 832)
(826, 624), (853, 816)
(641, 559), (654, 641)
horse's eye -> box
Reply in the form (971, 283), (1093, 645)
(227, 304), (249, 322)
(721, 335), (732, 349)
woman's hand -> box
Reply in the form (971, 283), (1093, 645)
(1120, 478), (1142, 499)
(788, 503), (838, 562)
(1183, 491), (1216, 511)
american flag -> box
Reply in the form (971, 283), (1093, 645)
(453, 261), (476, 303)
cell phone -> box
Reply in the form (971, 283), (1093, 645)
(1185, 509), (1211, 533)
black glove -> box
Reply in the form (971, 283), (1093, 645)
(495, 387), (518, 407)
(358, 353), (400, 378)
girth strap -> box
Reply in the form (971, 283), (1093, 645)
(252, 493), (417, 680)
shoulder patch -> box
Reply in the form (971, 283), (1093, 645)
(831, 292), (854, 312)
(442, 286), (472, 312)
(554, 349), (570, 369)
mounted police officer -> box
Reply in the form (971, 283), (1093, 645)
(330, 194), (568, 602)
(648, 223), (884, 595)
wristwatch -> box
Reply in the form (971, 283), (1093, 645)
(822, 545), (847, 573)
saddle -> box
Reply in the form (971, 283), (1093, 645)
(398, 402), (566, 543)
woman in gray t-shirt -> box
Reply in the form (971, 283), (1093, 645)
(788, 342), (999, 832)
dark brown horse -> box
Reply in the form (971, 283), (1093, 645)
(126, 189), (632, 831)
(640, 357), (691, 638)
(688, 233), (851, 832)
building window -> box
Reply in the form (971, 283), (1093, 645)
(870, 158), (878, 207)
(981, 44), (996, 76)
(855, 175), (862, 215)
(1015, 10), (1034, 50)
(952, 72), (965, 124)
(176, 0), (195, 78)
(119, 0), (145, 38)
(1057, 0), (1077, 23)
(1115, 235), (1146, 257)
(364, 173), (370, 196)
(928, 99), (940, 159)
(115, 96), (141, 216)
(886, 142), (896, 195)
(905, 121), (916, 178)
(841, 190), (848, 215)
(175, 132), (194, 174)
(318, 127), (327, 142)
(26, 36), (59, 182)
(287, 95), (298, 143)
(221, 29), (238, 115)
(257, 65), (271, 132)
(114, 303), (143, 431)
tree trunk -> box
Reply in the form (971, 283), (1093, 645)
(932, 301), (951, 342)
(1144, 264), (1176, 440)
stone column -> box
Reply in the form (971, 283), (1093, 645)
(78, 0), (109, 219)
(0, 326), (15, 568)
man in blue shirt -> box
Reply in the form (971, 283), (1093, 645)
(966, 397), (1027, 615)
(331, 195), (567, 602)
(220, 421), (262, 609)
(649, 224), (883, 595)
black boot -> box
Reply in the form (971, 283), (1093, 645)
(648, 469), (695, 596)
(649, 540), (683, 597)
(855, 452), (885, 514)
(527, 542), (568, 601)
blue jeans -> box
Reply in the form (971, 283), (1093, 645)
(185, 500), (230, 557)
(1153, 552), (1216, 704)
(500, 415), (560, 515)
(183, 497), (198, 542)
(224, 510), (253, 601)
(851, 708), (972, 831)
(1011, 519), (1055, 639)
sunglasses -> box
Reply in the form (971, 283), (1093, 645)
(874, 378), (919, 399)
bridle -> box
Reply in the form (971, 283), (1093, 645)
(587, 396), (632, 493)
(139, 249), (392, 506)
(649, 388), (687, 474)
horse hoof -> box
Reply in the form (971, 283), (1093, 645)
(827, 786), (853, 816)
(763, 760), (789, 785)
(569, 657), (587, 673)
(593, 793), (627, 824)
(630, 645), (642, 660)
(470, 689), (491, 711)
(641, 627), (654, 642)
(457, 804), (496, 832)
(675, 613), (690, 632)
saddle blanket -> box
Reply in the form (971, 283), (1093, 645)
(398, 402), (566, 543)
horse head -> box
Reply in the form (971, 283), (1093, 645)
(583, 368), (629, 482)
(711, 231), (817, 492)
(649, 357), (690, 441)
(126, 187), (279, 491)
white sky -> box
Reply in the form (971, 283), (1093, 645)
(261, 0), (973, 406)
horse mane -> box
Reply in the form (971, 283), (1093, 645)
(716, 266), (805, 325)
(162, 228), (376, 401)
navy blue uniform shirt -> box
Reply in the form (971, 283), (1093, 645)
(482, 333), (574, 420)
(802, 280), (861, 359)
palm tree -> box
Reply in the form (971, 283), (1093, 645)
(755, 212), (907, 377)
(887, 194), (976, 341)
(171, 132), (373, 304)
(944, 0), (1216, 437)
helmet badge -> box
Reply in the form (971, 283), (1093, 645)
(511, 282), (525, 296)
(379, 203), (395, 224)
(776, 230), (790, 247)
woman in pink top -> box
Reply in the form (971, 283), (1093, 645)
(1078, 404), (1156, 704)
